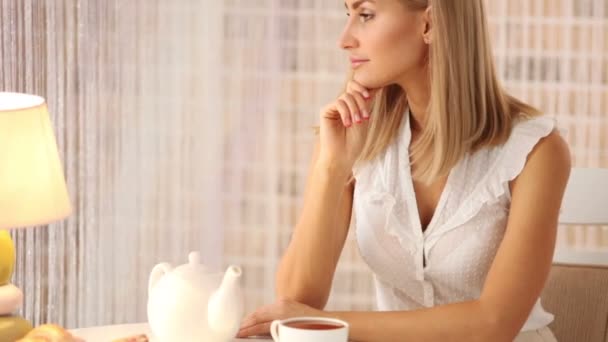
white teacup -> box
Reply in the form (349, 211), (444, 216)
(270, 316), (349, 342)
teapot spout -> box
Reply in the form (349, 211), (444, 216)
(207, 265), (244, 338)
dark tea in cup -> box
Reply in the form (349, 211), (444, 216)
(284, 321), (345, 330)
(271, 316), (349, 342)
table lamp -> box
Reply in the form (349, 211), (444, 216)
(0, 92), (72, 340)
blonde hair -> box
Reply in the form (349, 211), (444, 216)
(352, 0), (541, 184)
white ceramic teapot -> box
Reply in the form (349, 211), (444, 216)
(147, 251), (244, 342)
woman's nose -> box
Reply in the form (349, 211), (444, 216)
(337, 25), (358, 50)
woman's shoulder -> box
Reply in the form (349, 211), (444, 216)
(518, 129), (571, 176)
(469, 114), (555, 157)
(463, 114), (568, 193)
(484, 114), (557, 157)
(511, 114), (556, 137)
(501, 114), (566, 164)
(446, 116), (570, 220)
(508, 128), (571, 202)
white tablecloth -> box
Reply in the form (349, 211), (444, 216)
(70, 323), (271, 342)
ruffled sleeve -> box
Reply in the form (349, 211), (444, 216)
(432, 115), (557, 236)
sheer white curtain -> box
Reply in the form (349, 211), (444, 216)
(2, 0), (224, 328)
(1, 0), (607, 330)
(220, 0), (376, 313)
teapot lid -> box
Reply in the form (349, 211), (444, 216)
(187, 251), (202, 265)
(170, 251), (209, 283)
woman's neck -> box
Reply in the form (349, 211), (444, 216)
(408, 98), (427, 135)
(397, 68), (431, 133)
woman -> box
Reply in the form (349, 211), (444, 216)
(238, 1), (570, 341)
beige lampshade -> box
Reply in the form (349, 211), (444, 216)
(0, 92), (72, 229)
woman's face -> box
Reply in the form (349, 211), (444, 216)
(339, 0), (428, 89)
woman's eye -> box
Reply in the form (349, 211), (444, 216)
(345, 12), (374, 23)
(359, 13), (374, 22)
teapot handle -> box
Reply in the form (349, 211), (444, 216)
(148, 263), (172, 295)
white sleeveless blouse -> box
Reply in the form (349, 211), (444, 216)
(352, 110), (555, 332)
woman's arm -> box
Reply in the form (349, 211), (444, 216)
(323, 132), (571, 342)
(276, 140), (355, 309)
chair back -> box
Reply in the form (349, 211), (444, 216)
(542, 168), (608, 341)
(541, 264), (608, 342)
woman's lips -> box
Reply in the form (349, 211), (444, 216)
(350, 59), (369, 68)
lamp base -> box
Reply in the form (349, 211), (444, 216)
(0, 230), (21, 315)
(0, 230), (31, 341)
(0, 315), (32, 342)
(0, 230), (15, 286)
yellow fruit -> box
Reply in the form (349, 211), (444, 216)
(0, 315), (33, 342)
(0, 230), (15, 286)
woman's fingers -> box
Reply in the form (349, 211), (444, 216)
(340, 93), (362, 124)
(346, 80), (373, 119)
(349, 90), (369, 119)
(322, 80), (375, 128)
(236, 322), (272, 338)
(347, 81), (371, 99)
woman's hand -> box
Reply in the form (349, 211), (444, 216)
(236, 298), (326, 338)
(318, 80), (377, 171)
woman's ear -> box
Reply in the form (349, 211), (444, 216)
(422, 6), (433, 44)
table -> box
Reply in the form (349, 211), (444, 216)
(70, 323), (271, 341)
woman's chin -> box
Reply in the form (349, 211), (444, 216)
(352, 72), (392, 90)
(352, 74), (378, 89)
